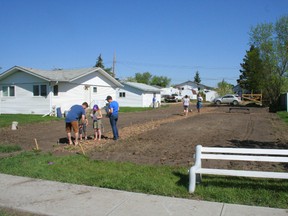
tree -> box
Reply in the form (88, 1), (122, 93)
(126, 76), (137, 82)
(238, 45), (264, 93)
(216, 79), (233, 96)
(135, 72), (152, 84)
(95, 54), (104, 68)
(150, 76), (171, 87)
(94, 54), (115, 77)
(129, 72), (171, 87)
(194, 71), (201, 84)
(249, 15), (288, 111)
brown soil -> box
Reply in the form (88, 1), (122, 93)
(1, 103), (288, 171)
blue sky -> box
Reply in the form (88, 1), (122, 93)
(0, 0), (287, 87)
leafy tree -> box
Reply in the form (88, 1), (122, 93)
(126, 76), (137, 82)
(249, 15), (288, 111)
(216, 79), (233, 96)
(150, 76), (171, 87)
(194, 71), (201, 84)
(129, 72), (171, 87)
(238, 45), (264, 93)
(135, 72), (152, 84)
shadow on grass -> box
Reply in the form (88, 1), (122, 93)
(173, 171), (189, 189)
(172, 171), (288, 193)
(199, 176), (288, 192)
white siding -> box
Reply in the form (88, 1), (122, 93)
(160, 87), (179, 95)
(0, 71), (50, 114)
(143, 93), (155, 107)
(205, 90), (218, 102)
(0, 69), (119, 114)
(117, 86), (143, 107)
(51, 71), (118, 113)
(117, 85), (161, 107)
(51, 83), (85, 113)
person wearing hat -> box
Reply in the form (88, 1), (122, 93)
(106, 95), (119, 140)
(91, 104), (103, 141)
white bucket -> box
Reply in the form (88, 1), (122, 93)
(11, 121), (18, 130)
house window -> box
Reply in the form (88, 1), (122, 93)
(119, 92), (126, 98)
(2, 86), (15, 97)
(33, 84), (47, 96)
(53, 85), (58, 96)
(93, 87), (97, 93)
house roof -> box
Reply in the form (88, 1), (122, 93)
(0, 66), (123, 87)
(122, 82), (161, 93)
(174, 80), (214, 90)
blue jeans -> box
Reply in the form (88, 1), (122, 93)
(109, 115), (119, 140)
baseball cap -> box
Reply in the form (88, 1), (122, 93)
(106, 95), (112, 101)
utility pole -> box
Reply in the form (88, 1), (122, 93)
(112, 52), (116, 78)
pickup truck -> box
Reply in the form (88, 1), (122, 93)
(162, 94), (182, 102)
(172, 94), (183, 102)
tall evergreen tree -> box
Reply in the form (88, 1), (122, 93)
(238, 45), (263, 93)
(94, 54), (115, 77)
(194, 71), (201, 84)
(95, 54), (104, 68)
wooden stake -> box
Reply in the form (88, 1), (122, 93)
(34, 138), (39, 150)
(79, 143), (86, 156)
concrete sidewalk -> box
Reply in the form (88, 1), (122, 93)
(0, 173), (287, 216)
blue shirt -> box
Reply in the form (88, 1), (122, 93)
(65, 105), (85, 123)
(109, 101), (119, 116)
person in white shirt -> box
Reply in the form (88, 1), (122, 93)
(182, 95), (190, 117)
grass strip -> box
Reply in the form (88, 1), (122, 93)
(0, 114), (60, 128)
(0, 152), (287, 209)
(119, 105), (169, 113)
(277, 111), (288, 124)
(0, 145), (22, 153)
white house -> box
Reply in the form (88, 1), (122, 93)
(160, 87), (179, 96)
(117, 82), (161, 107)
(174, 80), (216, 101)
(204, 90), (218, 102)
(0, 66), (123, 115)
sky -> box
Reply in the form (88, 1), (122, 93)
(0, 0), (287, 87)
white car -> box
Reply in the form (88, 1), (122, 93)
(214, 94), (241, 105)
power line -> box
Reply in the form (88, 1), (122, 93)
(112, 60), (240, 70)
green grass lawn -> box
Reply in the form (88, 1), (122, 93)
(119, 105), (169, 113)
(0, 114), (60, 128)
(0, 152), (287, 209)
(119, 107), (154, 112)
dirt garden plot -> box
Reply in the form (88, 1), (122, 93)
(1, 103), (288, 171)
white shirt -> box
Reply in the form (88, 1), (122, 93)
(183, 97), (190, 106)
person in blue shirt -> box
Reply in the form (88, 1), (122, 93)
(65, 102), (88, 145)
(106, 95), (119, 140)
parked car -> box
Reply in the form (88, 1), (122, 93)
(214, 94), (241, 105)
